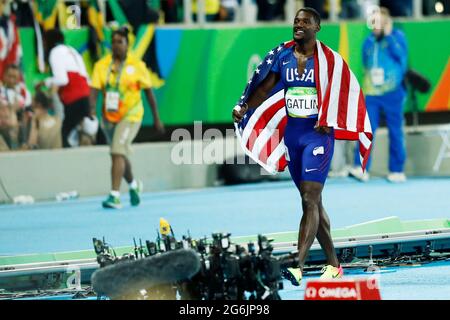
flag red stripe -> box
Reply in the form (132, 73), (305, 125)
(337, 62), (350, 129)
(356, 90), (366, 131)
(277, 155), (288, 171)
(318, 43), (335, 126)
(259, 116), (287, 163)
(246, 98), (285, 151)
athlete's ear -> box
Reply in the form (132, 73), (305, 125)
(316, 24), (321, 32)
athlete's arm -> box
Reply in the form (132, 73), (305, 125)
(232, 72), (280, 123)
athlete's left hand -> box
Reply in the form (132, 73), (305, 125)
(315, 125), (332, 134)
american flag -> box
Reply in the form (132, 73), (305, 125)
(234, 40), (373, 174)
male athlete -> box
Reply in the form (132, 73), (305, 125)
(233, 8), (372, 285)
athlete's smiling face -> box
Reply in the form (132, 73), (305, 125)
(293, 11), (320, 43)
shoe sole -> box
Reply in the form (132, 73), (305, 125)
(349, 173), (369, 182)
(102, 203), (122, 209)
(281, 269), (301, 286)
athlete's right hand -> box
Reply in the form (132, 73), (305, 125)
(232, 104), (248, 123)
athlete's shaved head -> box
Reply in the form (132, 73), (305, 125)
(296, 7), (321, 26)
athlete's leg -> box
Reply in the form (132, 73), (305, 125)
(316, 196), (340, 267)
(298, 131), (336, 270)
(297, 180), (323, 273)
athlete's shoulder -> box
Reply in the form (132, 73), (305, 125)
(265, 40), (295, 63)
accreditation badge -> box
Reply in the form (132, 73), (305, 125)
(370, 68), (385, 86)
(105, 90), (120, 112)
(285, 87), (318, 118)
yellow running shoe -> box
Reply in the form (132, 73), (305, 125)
(320, 265), (344, 279)
(281, 267), (303, 286)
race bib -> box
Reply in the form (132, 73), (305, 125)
(370, 68), (385, 86)
(285, 87), (318, 118)
(105, 90), (120, 112)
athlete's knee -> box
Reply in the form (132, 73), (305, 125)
(300, 191), (321, 212)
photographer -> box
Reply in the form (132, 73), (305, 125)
(349, 7), (408, 183)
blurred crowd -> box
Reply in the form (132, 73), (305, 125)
(0, 0), (448, 153)
(157, 0), (449, 23)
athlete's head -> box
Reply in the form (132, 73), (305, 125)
(111, 27), (129, 61)
(293, 8), (321, 44)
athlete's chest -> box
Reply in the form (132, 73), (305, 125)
(279, 53), (316, 88)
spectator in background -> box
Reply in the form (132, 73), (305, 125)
(90, 27), (164, 209)
(380, 0), (413, 17)
(339, 0), (362, 19)
(0, 64), (32, 146)
(192, 0), (220, 21)
(256, 0), (286, 21)
(0, 98), (18, 150)
(41, 28), (92, 148)
(161, 0), (180, 23)
(349, 7), (408, 183)
(46, 83), (98, 147)
(0, 0), (21, 78)
(24, 89), (62, 150)
(304, 0), (327, 19)
(218, 0), (239, 21)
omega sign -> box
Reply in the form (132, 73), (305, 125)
(304, 279), (381, 300)
(305, 286), (358, 299)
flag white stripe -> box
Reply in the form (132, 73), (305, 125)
(241, 90), (285, 146)
(250, 108), (286, 159)
(316, 41), (328, 102)
(359, 132), (371, 149)
(346, 72), (360, 131)
(326, 50), (343, 126)
(365, 113), (372, 132)
(267, 138), (286, 168)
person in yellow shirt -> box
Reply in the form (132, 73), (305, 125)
(90, 27), (164, 209)
(192, 0), (220, 21)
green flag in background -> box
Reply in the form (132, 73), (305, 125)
(107, 0), (165, 88)
(107, 0), (128, 25)
(32, 0), (58, 30)
(87, 0), (106, 58)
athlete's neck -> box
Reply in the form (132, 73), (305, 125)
(294, 39), (316, 57)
